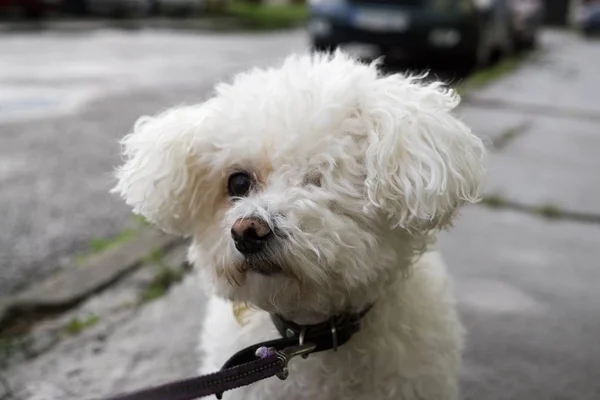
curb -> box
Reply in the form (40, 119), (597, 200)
(0, 228), (185, 330)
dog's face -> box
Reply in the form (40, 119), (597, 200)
(113, 52), (486, 322)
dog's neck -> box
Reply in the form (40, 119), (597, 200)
(270, 304), (373, 341)
(271, 233), (438, 326)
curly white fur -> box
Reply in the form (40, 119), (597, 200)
(112, 50), (487, 400)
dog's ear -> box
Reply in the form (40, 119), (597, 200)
(112, 104), (220, 236)
(363, 74), (487, 234)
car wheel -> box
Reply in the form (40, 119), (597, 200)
(453, 40), (486, 75)
(515, 29), (537, 51)
(499, 28), (515, 60)
(523, 34), (537, 50)
(453, 56), (477, 76)
(582, 26), (594, 38)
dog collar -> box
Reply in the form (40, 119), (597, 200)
(213, 304), (374, 397)
(270, 306), (373, 351)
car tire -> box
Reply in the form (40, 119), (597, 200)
(582, 27), (594, 38)
(523, 35), (537, 50)
(453, 26), (494, 74)
(515, 30), (537, 51)
(453, 42), (485, 75)
(453, 56), (477, 76)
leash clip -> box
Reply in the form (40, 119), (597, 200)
(298, 326), (310, 359)
(273, 343), (317, 380)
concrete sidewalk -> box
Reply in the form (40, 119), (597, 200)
(0, 28), (307, 298)
(446, 29), (600, 400)
(2, 29), (600, 400)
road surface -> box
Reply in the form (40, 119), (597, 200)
(0, 27), (306, 296)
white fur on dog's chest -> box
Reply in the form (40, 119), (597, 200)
(197, 251), (462, 400)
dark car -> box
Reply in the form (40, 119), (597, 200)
(308, 0), (514, 72)
(508, 0), (543, 49)
(152, 0), (204, 16)
(0, 0), (64, 18)
(577, 0), (600, 36)
(84, 0), (152, 17)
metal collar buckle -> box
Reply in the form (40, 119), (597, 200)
(273, 343), (317, 380)
(272, 317), (342, 380)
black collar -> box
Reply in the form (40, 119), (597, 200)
(270, 306), (373, 353)
(214, 305), (372, 399)
(217, 305), (372, 376)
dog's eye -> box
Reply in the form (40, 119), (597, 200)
(228, 172), (253, 197)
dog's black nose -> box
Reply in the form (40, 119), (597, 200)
(231, 217), (272, 255)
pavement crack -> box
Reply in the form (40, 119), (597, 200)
(478, 196), (600, 225)
(492, 120), (533, 151)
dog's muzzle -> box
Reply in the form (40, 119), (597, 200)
(231, 217), (272, 255)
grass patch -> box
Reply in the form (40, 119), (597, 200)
(457, 54), (531, 96)
(0, 336), (21, 365)
(89, 229), (137, 253)
(75, 214), (156, 266)
(226, 1), (308, 30)
(139, 268), (185, 304)
(63, 315), (100, 336)
(534, 203), (563, 220)
(76, 228), (139, 266)
(145, 247), (165, 264)
(493, 121), (532, 150)
(133, 215), (151, 227)
(498, 126), (520, 143)
(466, 56), (526, 87)
(480, 195), (567, 221)
(0, 333), (39, 366)
(480, 194), (509, 208)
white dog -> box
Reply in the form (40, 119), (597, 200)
(113, 51), (487, 400)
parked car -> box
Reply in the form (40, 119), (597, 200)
(0, 0), (64, 18)
(308, 0), (514, 72)
(84, 0), (152, 17)
(62, 0), (87, 15)
(508, 0), (543, 49)
(152, 0), (204, 16)
(576, 0), (600, 36)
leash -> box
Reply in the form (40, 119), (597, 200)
(96, 307), (371, 400)
(97, 344), (314, 400)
